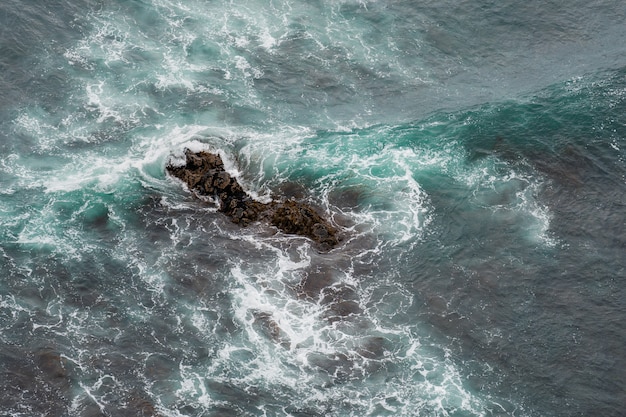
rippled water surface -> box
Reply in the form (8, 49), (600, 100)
(1, 1), (625, 416)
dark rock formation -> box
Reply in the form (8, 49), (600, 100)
(252, 310), (291, 349)
(167, 149), (339, 250)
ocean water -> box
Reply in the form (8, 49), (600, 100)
(1, 1), (625, 416)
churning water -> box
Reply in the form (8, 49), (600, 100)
(1, 1), (625, 416)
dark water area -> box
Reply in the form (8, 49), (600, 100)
(402, 73), (626, 416)
(1, 1), (626, 416)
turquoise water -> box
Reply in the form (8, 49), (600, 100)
(1, 1), (625, 416)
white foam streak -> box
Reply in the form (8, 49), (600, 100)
(75, 383), (107, 415)
(461, 159), (556, 246)
(213, 231), (490, 415)
(86, 82), (122, 124)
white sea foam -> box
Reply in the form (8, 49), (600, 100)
(458, 157), (557, 246)
(0, 2), (528, 416)
(236, 127), (433, 249)
(15, 200), (79, 259)
(212, 243), (489, 416)
(85, 81), (123, 124)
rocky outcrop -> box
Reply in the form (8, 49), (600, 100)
(167, 149), (339, 250)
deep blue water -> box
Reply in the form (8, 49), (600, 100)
(1, 1), (625, 416)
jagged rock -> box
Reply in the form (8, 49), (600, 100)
(252, 310), (291, 349)
(167, 149), (339, 250)
(268, 199), (338, 251)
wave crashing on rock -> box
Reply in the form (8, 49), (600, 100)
(167, 150), (340, 251)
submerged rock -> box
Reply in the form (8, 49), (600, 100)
(167, 149), (339, 250)
(35, 347), (71, 393)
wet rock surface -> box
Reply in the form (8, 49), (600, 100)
(167, 150), (339, 250)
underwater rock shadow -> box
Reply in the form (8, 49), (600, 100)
(470, 136), (626, 244)
(469, 135), (611, 187)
